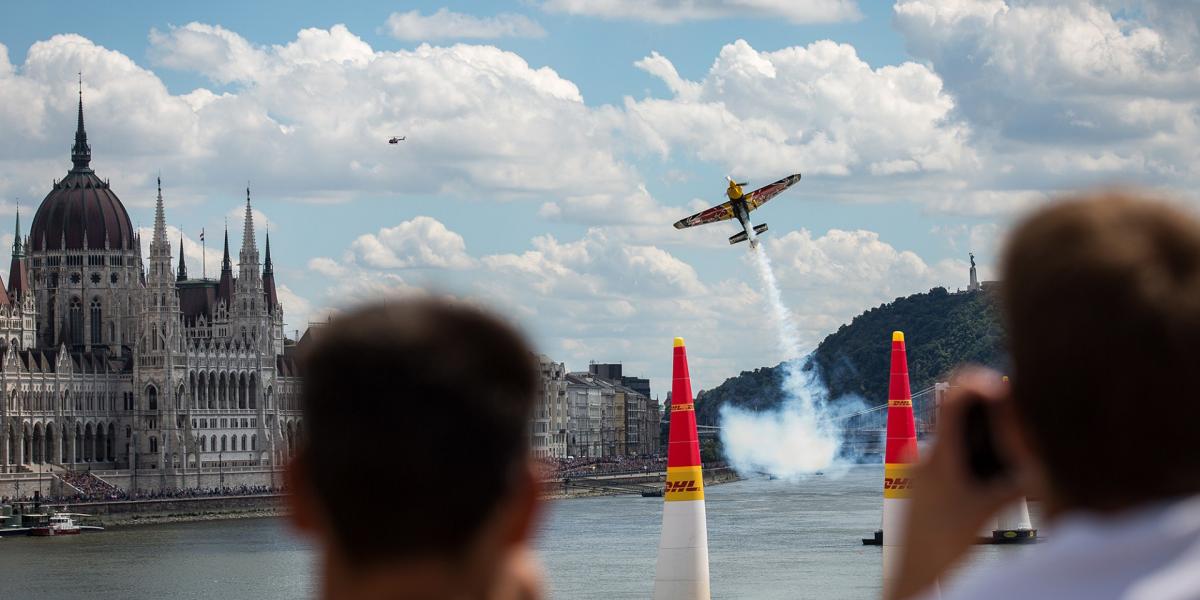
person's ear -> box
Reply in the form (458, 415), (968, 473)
(284, 449), (320, 535)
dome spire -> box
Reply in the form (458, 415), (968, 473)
(71, 73), (92, 173)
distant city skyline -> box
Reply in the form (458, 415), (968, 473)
(1, 0), (1196, 389)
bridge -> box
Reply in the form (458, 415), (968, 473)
(690, 383), (946, 457)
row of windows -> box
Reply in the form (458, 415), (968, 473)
(37, 271), (126, 287)
(7, 390), (124, 412)
(32, 255), (127, 268)
(198, 434), (257, 453)
(192, 417), (257, 429)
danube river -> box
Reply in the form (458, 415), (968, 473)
(1, 466), (1033, 599)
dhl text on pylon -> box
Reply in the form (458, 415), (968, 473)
(652, 337), (711, 600)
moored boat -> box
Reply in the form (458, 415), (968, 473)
(29, 514), (82, 536)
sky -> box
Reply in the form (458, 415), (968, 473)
(0, 0), (1197, 392)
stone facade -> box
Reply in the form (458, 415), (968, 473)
(0, 94), (302, 493)
(564, 369), (659, 458)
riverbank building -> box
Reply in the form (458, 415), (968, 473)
(0, 91), (303, 496)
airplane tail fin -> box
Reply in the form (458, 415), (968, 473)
(728, 224), (769, 245)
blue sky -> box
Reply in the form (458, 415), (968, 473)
(1, 0), (1196, 390)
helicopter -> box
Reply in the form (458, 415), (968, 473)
(388, 136), (406, 144)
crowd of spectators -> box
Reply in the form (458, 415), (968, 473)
(539, 455), (670, 479)
(2, 480), (283, 505)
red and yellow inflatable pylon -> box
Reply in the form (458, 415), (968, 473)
(653, 337), (711, 600)
(882, 331), (918, 589)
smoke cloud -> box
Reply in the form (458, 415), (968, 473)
(719, 247), (864, 479)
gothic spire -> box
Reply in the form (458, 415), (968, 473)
(11, 205), (22, 258)
(263, 229), (273, 274)
(217, 223), (234, 305)
(177, 233), (188, 281)
(5, 208), (26, 303)
(241, 185), (257, 256)
(263, 229), (278, 315)
(152, 175), (167, 248)
(221, 224), (232, 272)
(71, 74), (92, 173)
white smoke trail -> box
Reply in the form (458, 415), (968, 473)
(719, 247), (859, 479)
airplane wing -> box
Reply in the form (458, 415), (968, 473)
(673, 201), (736, 229)
(743, 173), (802, 210)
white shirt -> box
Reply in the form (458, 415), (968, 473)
(933, 495), (1200, 600)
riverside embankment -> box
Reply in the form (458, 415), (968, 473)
(28, 466), (741, 527)
(543, 465), (741, 500)
(54, 494), (286, 527)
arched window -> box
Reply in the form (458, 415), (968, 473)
(149, 437), (158, 453)
(69, 297), (83, 345)
(251, 434), (257, 451)
(90, 297), (102, 344)
(210, 435), (217, 452)
(241, 435), (247, 452)
(147, 385), (158, 411)
(221, 435), (227, 452)
(200, 436), (207, 452)
(231, 436), (238, 451)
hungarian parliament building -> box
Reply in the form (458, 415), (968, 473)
(0, 94), (303, 494)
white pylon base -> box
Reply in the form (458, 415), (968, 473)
(653, 500), (711, 600)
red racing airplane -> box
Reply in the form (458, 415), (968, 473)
(673, 173), (801, 247)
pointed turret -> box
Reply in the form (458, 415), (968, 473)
(263, 230), (278, 315)
(146, 176), (174, 291)
(177, 233), (188, 282)
(238, 186), (261, 284)
(71, 76), (92, 173)
(217, 226), (234, 305)
(138, 230), (146, 286)
(7, 208), (29, 302)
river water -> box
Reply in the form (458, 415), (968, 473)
(0, 466), (1033, 599)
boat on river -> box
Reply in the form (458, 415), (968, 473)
(30, 514), (82, 536)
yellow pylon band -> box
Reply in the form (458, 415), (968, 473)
(883, 463), (913, 499)
(664, 465), (705, 502)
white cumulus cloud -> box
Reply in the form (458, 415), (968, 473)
(624, 40), (976, 181)
(385, 9), (546, 40)
(540, 0), (861, 24)
(349, 216), (475, 270)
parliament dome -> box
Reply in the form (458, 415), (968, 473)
(29, 92), (135, 253)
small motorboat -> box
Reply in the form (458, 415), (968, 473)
(640, 488), (664, 498)
(30, 514), (81, 536)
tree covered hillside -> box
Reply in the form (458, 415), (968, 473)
(694, 287), (1006, 423)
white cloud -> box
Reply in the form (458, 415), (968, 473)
(624, 40), (976, 181)
(0, 26), (633, 208)
(385, 9), (546, 41)
(349, 216), (475, 270)
(893, 0), (1200, 191)
(541, 0), (861, 24)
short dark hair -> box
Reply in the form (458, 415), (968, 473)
(298, 298), (539, 563)
(1001, 191), (1200, 511)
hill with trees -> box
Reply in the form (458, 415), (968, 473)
(693, 287), (1006, 424)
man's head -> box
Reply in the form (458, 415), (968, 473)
(1001, 191), (1200, 511)
(287, 298), (540, 570)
